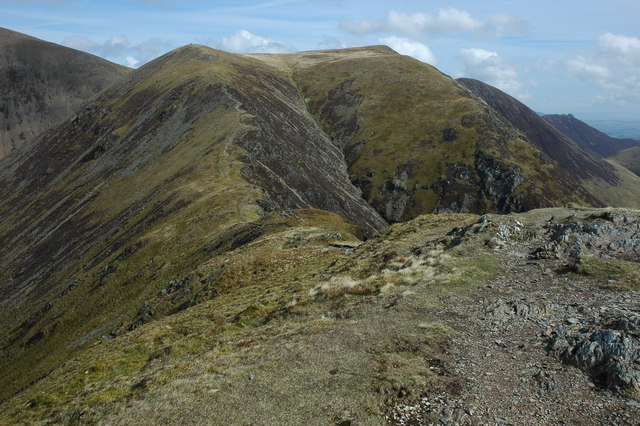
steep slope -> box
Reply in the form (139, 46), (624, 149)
(252, 48), (598, 222)
(0, 44), (386, 401)
(0, 27), (130, 159)
(543, 113), (640, 157)
(609, 145), (640, 176)
(457, 78), (640, 208)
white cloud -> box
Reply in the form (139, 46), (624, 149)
(458, 48), (524, 97)
(125, 56), (140, 67)
(341, 8), (527, 38)
(63, 35), (174, 68)
(379, 36), (437, 64)
(566, 32), (640, 98)
(218, 30), (294, 54)
(598, 32), (640, 61)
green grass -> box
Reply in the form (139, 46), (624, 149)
(289, 52), (591, 221)
(573, 256), (640, 291)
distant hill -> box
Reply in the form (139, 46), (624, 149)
(609, 145), (640, 176)
(543, 113), (640, 157)
(457, 78), (640, 209)
(0, 27), (130, 159)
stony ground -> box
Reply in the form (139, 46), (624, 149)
(389, 210), (640, 425)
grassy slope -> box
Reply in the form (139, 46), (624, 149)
(609, 145), (640, 176)
(0, 46), (262, 401)
(0, 45), (386, 403)
(0, 212), (498, 425)
(582, 159), (640, 208)
(277, 49), (593, 221)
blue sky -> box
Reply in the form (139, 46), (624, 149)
(1, 0), (639, 120)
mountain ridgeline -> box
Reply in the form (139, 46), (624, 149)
(542, 113), (640, 157)
(1, 34), (640, 413)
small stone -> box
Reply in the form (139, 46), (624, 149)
(248, 374), (255, 380)
(625, 400), (639, 407)
(208, 388), (220, 393)
(567, 318), (580, 324)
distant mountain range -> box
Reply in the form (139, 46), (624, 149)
(1, 28), (639, 423)
(587, 119), (640, 140)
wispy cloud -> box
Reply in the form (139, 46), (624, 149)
(0, 0), (70, 4)
(341, 8), (527, 38)
(63, 34), (175, 67)
(317, 36), (345, 50)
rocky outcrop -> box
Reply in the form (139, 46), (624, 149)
(532, 210), (640, 261)
(475, 150), (524, 213)
(548, 314), (640, 396)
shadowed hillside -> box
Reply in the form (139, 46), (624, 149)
(0, 27), (130, 159)
(457, 78), (640, 209)
(543, 113), (640, 157)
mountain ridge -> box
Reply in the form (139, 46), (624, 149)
(457, 77), (640, 209)
(543, 113), (640, 157)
